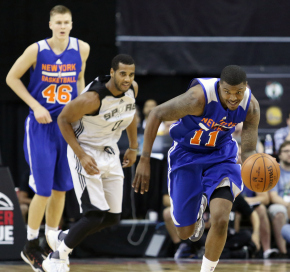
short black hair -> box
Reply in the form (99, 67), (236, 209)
(220, 65), (247, 86)
(279, 140), (290, 155)
(111, 54), (135, 71)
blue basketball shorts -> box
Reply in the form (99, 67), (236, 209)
(167, 140), (243, 227)
(23, 115), (73, 196)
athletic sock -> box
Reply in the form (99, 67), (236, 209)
(45, 224), (58, 236)
(27, 226), (39, 241)
(59, 229), (69, 241)
(200, 255), (219, 272)
(52, 241), (73, 260)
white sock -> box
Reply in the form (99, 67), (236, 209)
(45, 224), (58, 236)
(58, 241), (73, 260)
(27, 226), (39, 241)
(200, 255), (219, 272)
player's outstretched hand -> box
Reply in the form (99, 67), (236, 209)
(122, 149), (137, 168)
(33, 105), (52, 124)
(79, 153), (99, 175)
(132, 157), (150, 194)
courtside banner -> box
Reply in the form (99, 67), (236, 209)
(0, 167), (26, 260)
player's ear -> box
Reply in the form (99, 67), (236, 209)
(110, 68), (114, 77)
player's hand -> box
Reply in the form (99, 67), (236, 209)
(251, 232), (260, 252)
(122, 149), (137, 168)
(132, 156), (150, 194)
(79, 153), (99, 175)
(33, 105), (52, 124)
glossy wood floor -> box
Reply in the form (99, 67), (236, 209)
(0, 258), (290, 272)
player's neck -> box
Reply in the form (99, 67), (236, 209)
(47, 37), (69, 55)
(105, 80), (123, 96)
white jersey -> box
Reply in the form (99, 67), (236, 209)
(72, 75), (136, 147)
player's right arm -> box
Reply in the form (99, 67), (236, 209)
(57, 91), (101, 175)
(132, 84), (205, 194)
(6, 44), (52, 124)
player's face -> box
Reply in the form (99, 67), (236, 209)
(219, 81), (247, 111)
(279, 145), (290, 166)
(111, 63), (135, 93)
(49, 13), (72, 40)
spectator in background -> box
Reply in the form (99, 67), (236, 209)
(274, 112), (290, 152)
(142, 99), (165, 132)
(158, 120), (176, 136)
(142, 99), (157, 129)
(237, 143), (279, 258)
(268, 140), (290, 258)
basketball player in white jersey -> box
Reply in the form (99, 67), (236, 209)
(42, 54), (138, 271)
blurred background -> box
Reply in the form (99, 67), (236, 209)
(1, 1), (290, 259)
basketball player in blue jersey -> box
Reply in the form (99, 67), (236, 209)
(42, 54), (138, 272)
(6, 5), (90, 272)
(133, 65), (260, 272)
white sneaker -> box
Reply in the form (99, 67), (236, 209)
(43, 253), (67, 272)
(46, 230), (70, 272)
(189, 194), (207, 242)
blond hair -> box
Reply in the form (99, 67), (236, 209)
(50, 5), (72, 19)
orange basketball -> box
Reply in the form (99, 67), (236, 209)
(241, 153), (280, 192)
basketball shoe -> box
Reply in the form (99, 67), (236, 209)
(46, 230), (70, 272)
(43, 252), (67, 272)
(189, 194), (207, 242)
(40, 238), (52, 258)
(21, 238), (45, 272)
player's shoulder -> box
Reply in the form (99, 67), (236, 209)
(78, 39), (90, 56)
(21, 42), (39, 62)
(248, 93), (260, 115)
(187, 83), (206, 105)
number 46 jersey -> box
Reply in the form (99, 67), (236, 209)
(169, 78), (251, 151)
(27, 37), (82, 118)
(71, 75), (136, 147)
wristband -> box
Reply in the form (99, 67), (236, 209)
(129, 147), (138, 152)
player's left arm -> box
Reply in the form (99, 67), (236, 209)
(77, 40), (90, 95)
(123, 81), (139, 168)
(241, 94), (260, 163)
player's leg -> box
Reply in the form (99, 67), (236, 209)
(204, 187), (233, 260)
(45, 190), (66, 228)
(22, 116), (56, 271)
(43, 147), (112, 271)
(167, 144), (204, 240)
(200, 141), (242, 272)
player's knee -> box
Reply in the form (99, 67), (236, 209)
(176, 226), (194, 240)
(84, 211), (105, 229)
(102, 212), (121, 228)
(163, 207), (171, 222)
(211, 213), (229, 234)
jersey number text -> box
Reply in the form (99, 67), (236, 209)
(42, 84), (73, 104)
(190, 130), (219, 147)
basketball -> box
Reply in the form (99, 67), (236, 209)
(241, 153), (280, 192)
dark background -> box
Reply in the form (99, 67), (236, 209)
(1, 0), (290, 186)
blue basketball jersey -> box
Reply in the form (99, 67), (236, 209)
(27, 37), (82, 118)
(169, 78), (251, 151)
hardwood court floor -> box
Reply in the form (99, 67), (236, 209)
(0, 258), (290, 272)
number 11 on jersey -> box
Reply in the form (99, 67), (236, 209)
(190, 130), (219, 147)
